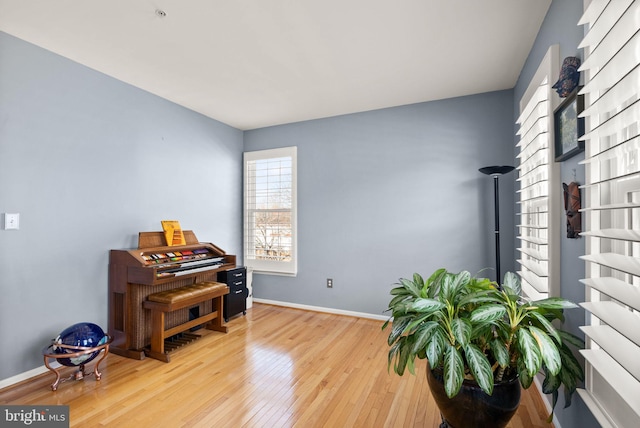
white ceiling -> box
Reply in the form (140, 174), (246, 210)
(0, 0), (551, 130)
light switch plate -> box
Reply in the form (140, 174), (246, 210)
(4, 213), (19, 230)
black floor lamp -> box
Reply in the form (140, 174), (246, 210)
(479, 165), (515, 283)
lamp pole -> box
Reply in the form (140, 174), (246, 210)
(479, 165), (515, 283)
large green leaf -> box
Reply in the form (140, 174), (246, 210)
(404, 312), (437, 334)
(426, 268), (447, 285)
(387, 340), (402, 372)
(410, 298), (446, 313)
(541, 366), (561, 394)
(407, 346), (416, 375)
(399, 277), (421, 297)
(413, 272), (427, 298)
(502, 271), (521, 295)
(517, 358), (534, 389)
(530, 297), (578, 310)
(558, 330), (586, 349)
(559, 364), (578, 408)
(449, 270), (471, 300)
(386, 294), (411, 312)
(426, 268), (447, 298)
(451, 318), (472, 346)
(528, 310), (561, 343)
(390, 285), (410, 296)
(387, 315), (412, 346)
(529, 326), (561, 376)
(458, 290), (502, 307)
(425, 329), (446, 368)
(517, 328), (542, 378)
(465, 343), (494, 395)
(440, 273), (455, 303)
(382, 318), (391, 331)
(443, 344), (465, 398)
(394, 337), (412, 375)
(541, 307), (565, 323)
(468, 276), (495, 291)
(547, 389), (559, 423)
(470, 304), (507, 324)
(490, 337), (510, 368)
(558, 342), (584, 382)
(410, 321), (440, 354)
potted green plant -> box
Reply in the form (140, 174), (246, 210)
(383, 268), (584, 427)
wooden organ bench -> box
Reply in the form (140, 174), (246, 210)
(142, 281), (229, 362)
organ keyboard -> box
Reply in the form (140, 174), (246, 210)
(108, 230), (236, 359)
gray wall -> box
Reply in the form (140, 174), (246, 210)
(513, 0), (597, 427)
(244, 90), (516, 316)
(0, 32), (243, 380)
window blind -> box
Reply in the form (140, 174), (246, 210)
(577, 1), (640, 426)
(515, 45), (561, 301)
(244, 146), (297, 276)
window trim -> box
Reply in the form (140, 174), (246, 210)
(243, 146), (298, 276)
(515, 44), (561, 300)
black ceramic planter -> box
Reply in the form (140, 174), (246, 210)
(427, 368), (521, 428)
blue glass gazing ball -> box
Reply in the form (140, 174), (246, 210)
(52, 322), (108, 367)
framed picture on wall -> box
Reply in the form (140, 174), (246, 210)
(554, 88), (585, 162)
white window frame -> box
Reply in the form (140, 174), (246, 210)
(515, 44), (561, 301)
(577, 1), (640, 427)
(243, 146), (298, 276)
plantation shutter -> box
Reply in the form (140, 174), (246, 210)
(577, 1), (640, 426)
(515, 45), (561, 301)
(244, 146), (297, 276)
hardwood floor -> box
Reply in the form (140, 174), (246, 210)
(0, 304), (553, 427)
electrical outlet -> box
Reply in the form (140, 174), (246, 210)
(327, 278), (333, 288)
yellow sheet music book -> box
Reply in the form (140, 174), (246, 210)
(161, 220), (186, 246)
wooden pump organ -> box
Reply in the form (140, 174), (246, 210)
(108, 230), (236, 362)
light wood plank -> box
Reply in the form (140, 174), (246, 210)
(0, 304), (553, 427)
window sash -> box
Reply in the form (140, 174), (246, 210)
(243, 147), (297, 276)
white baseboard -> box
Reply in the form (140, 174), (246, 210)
(0, 362), (60, 391)
(252, 298), (389, 321)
